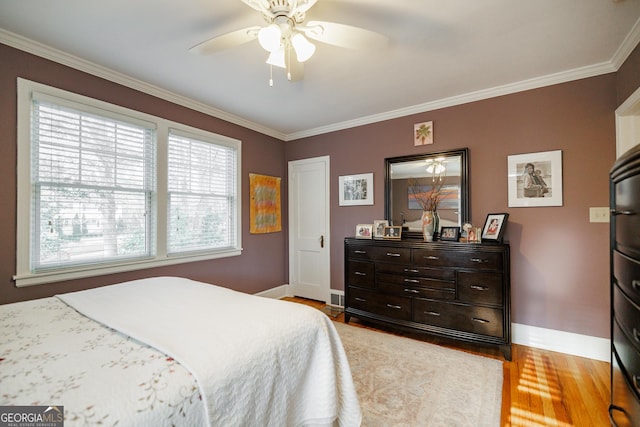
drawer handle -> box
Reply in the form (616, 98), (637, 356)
(633, 280), (640, 291)
(354, 297), (367, 302)
(471, 258), (489, 263)
(404, 268), (419, 273)
(354, 272), (367, 276)
(403, 278), (420, 284)
(386, 304), (402, 310)
(470, 285), (489, 291)
(404, 288), (420, 294)
(424, 255), (440, 260)
(354, 250), (367, 254)
(425, 311), (441, 316)
(472, 317), (490, 324)
(634, 328), (640, 343)
(386, 252), (401, 257)
(611, 209), (634, 216)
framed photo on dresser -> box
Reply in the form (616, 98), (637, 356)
(481, 213), (509, 243)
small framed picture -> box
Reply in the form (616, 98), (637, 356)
(383, 226), (402, 240)
(339, 173), (374, 206)
(373, 220), (389, 238)
(439, 226), (460, 241)
(355, 224), (373, 239)
(481, 213), (509, 243)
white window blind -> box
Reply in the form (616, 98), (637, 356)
(31, 97), (156, 271)
(167, 130), (237, 254)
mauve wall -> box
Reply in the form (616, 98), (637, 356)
(0, 43), (288, 304)
(617, 43), (640, 106)
(286, 75), (618, 338)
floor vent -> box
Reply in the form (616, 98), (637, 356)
(330, 292), (345, 308)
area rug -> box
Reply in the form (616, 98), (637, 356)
(333, 322), (503, 427)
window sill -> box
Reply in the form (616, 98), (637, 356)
(13, 249), (242, 287)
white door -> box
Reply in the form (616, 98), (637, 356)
(288, 156), (330, 302)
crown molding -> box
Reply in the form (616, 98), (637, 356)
(286, 60), (618, 141)
(0, 29), (286, 141)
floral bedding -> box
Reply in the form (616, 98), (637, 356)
(0, 296), (206, 426)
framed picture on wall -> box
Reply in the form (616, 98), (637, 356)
(507, 150), (563, 207)
(339, 173), (374, 206)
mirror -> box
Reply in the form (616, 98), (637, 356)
(384, 148), (469, 239)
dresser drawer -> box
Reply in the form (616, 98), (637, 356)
(347, 261), (374, 288)
(614, 250), (640, 307)
(376, 262), (456, 281)
(614, 284), (640, 353)
(347, 245), (374, 260)
(614, 174), (640, 257)
(369, 246), (411, 264)
(458, 271), (504, 306)
(413, 299), (504, 338)
(376, 279), (455, 300)
(377, 272), (455, 290)
(613, 320), (640, 398)
(347, 287), (412, 321)
(611, 351), (640, 426)
(413, 249), (502, 270)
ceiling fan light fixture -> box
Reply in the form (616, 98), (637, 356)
(258, 23), (282, 52)
(266, 47), (286, 68)
(291, 32), (315, 62)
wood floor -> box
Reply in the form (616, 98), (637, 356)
(283, 297), (611, 427)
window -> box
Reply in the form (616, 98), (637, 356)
(15, 79), (242, 287)
(168, 131), (237, 254)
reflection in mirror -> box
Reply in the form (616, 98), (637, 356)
(384, 148), (469, 238)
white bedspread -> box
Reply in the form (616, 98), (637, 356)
(57, 277), (361, 426)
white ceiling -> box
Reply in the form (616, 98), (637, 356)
(1, 0), (640, 141)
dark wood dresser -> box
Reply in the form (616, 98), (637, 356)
(344, 237), (511, 360)
(610, 144), (640, 426)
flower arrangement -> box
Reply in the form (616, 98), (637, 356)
(408, 176), (445, 212)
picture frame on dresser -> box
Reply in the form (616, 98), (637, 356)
(373, 220), (389, 238)
(482, 213), (509, 243)
(355, 224), (373, 239)
(439, 226), (460, 241)
(383, 226), (402, 239)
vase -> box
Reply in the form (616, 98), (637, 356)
(421, 210), (439, 242)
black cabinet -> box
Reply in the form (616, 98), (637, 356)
(344, 238), (511, 360)
(610, 145), (640, 426)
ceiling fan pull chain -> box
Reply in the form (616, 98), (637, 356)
(269, 64), (274, 87)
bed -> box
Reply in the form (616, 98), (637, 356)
(0, 276), (361, 426)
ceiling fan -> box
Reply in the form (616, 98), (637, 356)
(189, 0), (388, 84)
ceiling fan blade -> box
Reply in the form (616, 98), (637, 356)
(189, 26), (261, 55)
(293, 0), (319, 15)
(304, 21), (388, 49)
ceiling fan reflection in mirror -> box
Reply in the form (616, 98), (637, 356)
(189, 0), (388, 85)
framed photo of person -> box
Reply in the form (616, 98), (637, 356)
(439, 226), (460, 241)
(355, 224), (373, 239)
(383, 226), (402, 240)
(373, 220), (389, 238)
(481, 213), (509, 243)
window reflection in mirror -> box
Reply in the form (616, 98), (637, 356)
(384, 149), (469, 237)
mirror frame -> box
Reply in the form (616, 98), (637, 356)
(384, 148), (470, 239)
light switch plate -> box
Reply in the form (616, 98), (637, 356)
(589, 207), (610, 223)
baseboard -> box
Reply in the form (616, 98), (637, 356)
(512, 322), (610, 362)
(255, 284), (290, 300)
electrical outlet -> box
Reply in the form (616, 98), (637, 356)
(589, 207), (610, 223)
